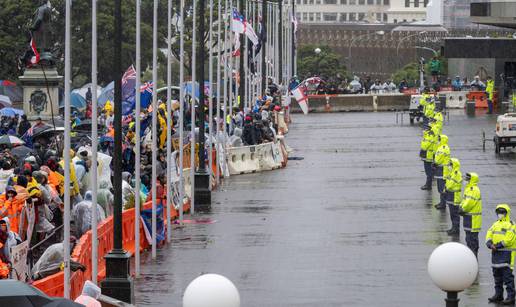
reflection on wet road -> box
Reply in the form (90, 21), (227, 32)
(135, 110), (516, 306)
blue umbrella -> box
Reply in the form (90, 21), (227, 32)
(59, 92), (86, 110)
(98, 81), (114, 108)
(0, 107), (23, 117)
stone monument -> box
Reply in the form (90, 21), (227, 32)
(18, 0), (62, 121)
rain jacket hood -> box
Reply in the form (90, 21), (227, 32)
(467, 172), (479, 185)
(451, 158), (460, 169)
(496, 204), (511, 222)
(439, 134), (449, 146)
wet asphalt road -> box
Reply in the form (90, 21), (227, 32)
(135, 109), (516, 306)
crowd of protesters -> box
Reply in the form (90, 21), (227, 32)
(0, 76), (289, 282)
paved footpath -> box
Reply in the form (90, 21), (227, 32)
(135, 110), (516, 307)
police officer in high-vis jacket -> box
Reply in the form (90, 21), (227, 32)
(445, 158), (462, 236)
(486, 204), (516, 305)
(434, 134), (451, 210)
(459, 172), (482, 258)
(420, 125), (438, 190)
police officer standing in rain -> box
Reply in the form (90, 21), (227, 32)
(486, 204), (516, 305)
(459, 172), (482, 258)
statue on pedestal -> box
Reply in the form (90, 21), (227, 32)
(19, 0), (56, 69)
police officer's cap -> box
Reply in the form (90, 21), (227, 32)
(465, 173), (472, 181)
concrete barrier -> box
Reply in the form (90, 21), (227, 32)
(290, 94), (409, 113)
(441, 91), (468, 108)
(226, 142), (286, 175)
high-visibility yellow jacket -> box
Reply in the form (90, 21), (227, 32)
(445, 158), (462, 205)
(461, 172), (482, 233)
(486, 204), (516, 269)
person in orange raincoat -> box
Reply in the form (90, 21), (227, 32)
(0, 186), (21, 234)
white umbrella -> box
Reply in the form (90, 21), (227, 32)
(0, 95), (12, 107)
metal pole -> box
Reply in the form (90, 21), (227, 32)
(278, 0), (282, 84)
(179, 0), (185, 223)
(101, 0), (133, 301)
(445, 291), (459, 307)
(63, 0), (71, 298)
(291, 0), (295, 76)
(239, 0), (245, 110)
(166, 0), (173, 242)
(134, 0), (142, 277)
(151, 0), (158, 259)
(91, 0), (98, 285)
(191, 0), (197, 214)
(208, 0), (214, 189)
(215, 0), (222, 185)
(261, 0), (267, 93)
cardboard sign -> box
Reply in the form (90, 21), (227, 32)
(10, 241), (29, 282)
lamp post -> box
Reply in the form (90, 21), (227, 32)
(194, 0), (212, 210)
(314, 47), (321, 76)
(348, 30), (384, 75)
(428, 242), (478, 307)
(100, 0), (133, 302)
(396, 31), (427, 69)
(183, 274), (240, 307)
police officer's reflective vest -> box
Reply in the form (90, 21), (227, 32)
(445, 159), (462, 205)
(486, 204), (516, 269)
(461, 173), (482, 233)
(486, 79), (495, 101)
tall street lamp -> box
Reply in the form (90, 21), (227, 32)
(348, 30), (385, 75)
(195, 0), (212, 209)
(428, 242), (478, 307)
(100, 0), (133, 302)
(396, 31), (427, 69)
(314, 47), (322, 76)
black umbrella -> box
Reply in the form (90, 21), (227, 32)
(0, 280), (83, 307)
(72, 119), (105, 131)
(10, 145), (34, 159)
(0, 280), (53, 306)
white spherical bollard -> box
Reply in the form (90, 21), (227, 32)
(428, 242), (478, 292)
(314, 48), (321, 54)
(183, 274), (240, 307)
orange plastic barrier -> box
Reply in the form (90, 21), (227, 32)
(33, 198), (191, 299)
(467, 91), (488, 108)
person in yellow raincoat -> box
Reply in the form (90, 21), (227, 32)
(59, 150), (81, 202)
(103, 100), (113, 116)
(158, 105), (168, 149)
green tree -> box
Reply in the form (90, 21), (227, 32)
(392, 62), (420, 86)
(296, 45), (348, 80)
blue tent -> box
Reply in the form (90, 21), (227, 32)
(184, 81), (216, 100)
(59, 92), (87, 110)
(97, 81), (114, 108)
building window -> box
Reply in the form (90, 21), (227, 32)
(324, 0), (338, 3)
(350, 0), (357, 4)
(303, 12), (308, 20)
(405, 0), (409, 7)
(323, 12), (338, 21)
(383, 13), (388, 21)
(383, 0), (389, 4)
(296, 12), (301, 20)
(316, 0), (321, 3)
(367, 0), (373, 4)
(376, 13), (381, 21)
(296, 0), (301, 3)
(359, 0), (365, 4)
(309, 0), (314, 4)
(316, 13), (321, 21)
(341, 0), (347, 4)
(349, 12), (356, 21)
(340, 13), (347, 21)
(424, 0), (428, 6)
(394, 18), (397, 23)
(309, 13), (314, 21)
(358, 12), (365, 20)
(414, 0), (419, 6)
(303, 0), (307, 4)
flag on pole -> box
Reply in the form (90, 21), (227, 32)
(245, 21), (259, 46)
(231, 9), (246, 34)
(29, 37), (40, 65)
(292, 84), (308, 115)
(232, 35), (241, 57)
(122, 65), (137, 101)
(123, 81), (154, 115)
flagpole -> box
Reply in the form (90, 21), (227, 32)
(223, 0), (229, 157)
(215, 0), (222, 186)
(191, 0), (197, 215)
(179, 0), (185, 224)
(208, 0), (214, 190)
(134, 0), (142, 276)
(244, 0), (249, 110)
(91, 0), (99, 285)
(166, 0), (173, 242)
(63, 0), (71, 298)
(261, 0), (267, 93)
(151, 0), (158, 259)
(292, 0), (296, 76)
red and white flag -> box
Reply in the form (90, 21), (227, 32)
(292, 85), (308, 115)
(245, 21), (259, 45)
(232, 35), (241, 57)
(30, 38), (40, 65)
